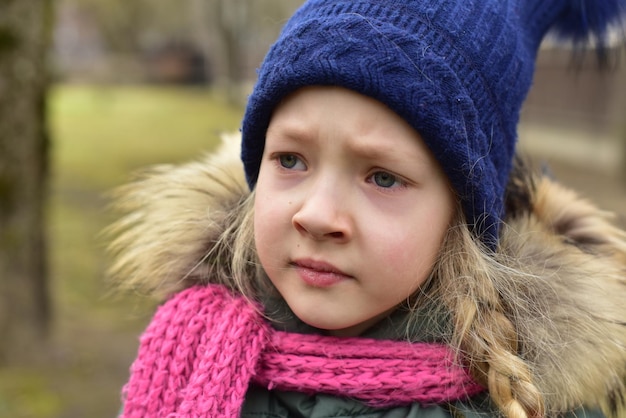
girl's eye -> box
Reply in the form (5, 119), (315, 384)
(278, 154), (305, 170)
(371, 171), (400, 188)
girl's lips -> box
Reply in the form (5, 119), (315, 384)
(291, 259), (352, 288)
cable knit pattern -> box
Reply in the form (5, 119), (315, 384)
(241, 0), (626, 246)
(121, 285), (484, 417)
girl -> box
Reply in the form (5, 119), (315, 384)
(110, 0), (626, 417)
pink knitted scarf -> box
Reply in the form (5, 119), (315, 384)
(121, 285), (484, 417)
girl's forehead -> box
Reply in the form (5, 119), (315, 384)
(271, 86), (414, 136)
(267, 86), (444, 173)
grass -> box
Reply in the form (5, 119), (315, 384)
(51, 85), (243, 189)
(0, 84), (244, 418)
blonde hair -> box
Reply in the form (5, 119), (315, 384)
(429, 211), (545, 418)
(217, 192), (544, 418)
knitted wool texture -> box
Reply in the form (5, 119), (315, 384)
(121, 285), (484, 417)
(241, 0), (626, 246)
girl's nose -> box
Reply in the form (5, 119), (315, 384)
(291, 179), (352, 242)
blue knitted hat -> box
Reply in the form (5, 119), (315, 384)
(241, 0), (625, 246)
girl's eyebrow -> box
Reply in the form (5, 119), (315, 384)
(268, 121), (433, 169)
(266, 123), (314, 144)
(345, 135), (432, 168)
(346, 139), (397, 159)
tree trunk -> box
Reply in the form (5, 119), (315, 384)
(0, 0), (52, 366)
(213, 0), (248, 104)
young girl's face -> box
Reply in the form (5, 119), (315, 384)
(254, 86), (456, 337)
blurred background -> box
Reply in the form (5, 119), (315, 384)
(0, 1), (624, 417)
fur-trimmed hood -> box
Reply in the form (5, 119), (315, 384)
(107, 134), (626, 417)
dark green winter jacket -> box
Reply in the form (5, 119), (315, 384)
(241, 386), (604, 418)
(239, 301), (605, 418)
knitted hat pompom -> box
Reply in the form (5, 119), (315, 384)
(241, 0), (626, 246)
(551, 0), (625, 42)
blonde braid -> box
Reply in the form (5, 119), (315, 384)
(430, 212), (545, 418)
